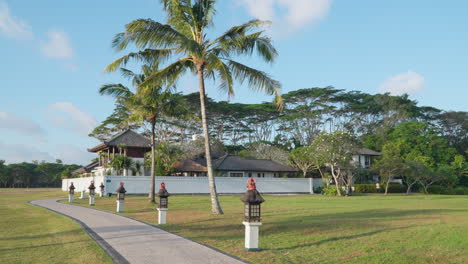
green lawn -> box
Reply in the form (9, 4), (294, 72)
(68, 193), (468, 264)
(0, 189), (113, 264)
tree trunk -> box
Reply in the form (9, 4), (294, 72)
(330, 165), (342, 196)
(197, 68), (223, 215)
(148, 121), (156, 203)
(384, 176), (391, 195)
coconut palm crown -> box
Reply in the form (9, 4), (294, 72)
(100, 63), (184, 203)
(104, 0), (282, 214)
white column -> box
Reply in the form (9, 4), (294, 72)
(89, 195), (95, 206)
(80, 190), (86, 199)
(68, 194), (74, 203)
(309, 178), (314, 194)
(157, 208), (168, 224)
(116, 200), (124, 212)
(243, 222), (262, 251)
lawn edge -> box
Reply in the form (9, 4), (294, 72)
(57, 198), (252, 264)
(28, 200), (128, 264)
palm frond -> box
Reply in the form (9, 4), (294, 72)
(99, 84), (134, 97)
(104, 49), (174, 73)
(140, 58), (193, 90)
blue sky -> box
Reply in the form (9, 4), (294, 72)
(0, 0), (467, 165)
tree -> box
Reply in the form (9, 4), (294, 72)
(312, 131), (358, 196)
(100, 64), (184, 202)
(110, 154), (133, 176)
(105, 0), (282, 214)
(401, 161), (428, 194)
(288, 146), (315, 178)
(372, 142), (405, 195)
(145, 142), (183, 175)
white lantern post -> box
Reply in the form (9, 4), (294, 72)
(88, 181), (96, 206)
(241, 178), (265, 251)
(157, 182), (170, 225)
(116, 182), (126, 212)
(68, 182), (75, 203)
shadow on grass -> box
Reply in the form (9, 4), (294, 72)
(0, 240), (89, 252)
(0, 229), (82, 241)
(269, 225), (415, 251)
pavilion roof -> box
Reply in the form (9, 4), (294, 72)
(88, 129), (151, 152)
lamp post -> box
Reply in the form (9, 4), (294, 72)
(116, 182), (126, 212)
(240, 178), (265, 251)
(80, 187), (86, 199)
(156, 182), (170, 224)
(99, 182), (105, 197)
(88, 181), (96, 206)
(68, 182), (75, 203)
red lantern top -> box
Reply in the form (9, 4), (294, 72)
(160, 182), (166, 190)
(247, 178), (256, 190)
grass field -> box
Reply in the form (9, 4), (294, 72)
(0, 189), (113, 264)
(67, 193), (468, 264)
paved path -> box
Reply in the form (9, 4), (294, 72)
(30, 199), (247, 264)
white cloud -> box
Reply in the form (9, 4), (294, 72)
(238, 0), (332, 36)
(0, 111), (45, 140)
(41, 30), (74, 59)
(53, 144), (94, 165)
(0, 141), (55, 164)
(378, 71), (425, 96)
(47, 102), (97, 136)
(0, 0), (32, 39)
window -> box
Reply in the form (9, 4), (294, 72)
(365, 156), (371, 168)
(230, 172), (243, 177)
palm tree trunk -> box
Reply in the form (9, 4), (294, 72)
(148, 120), (156, 203)
(197, 68), (224, 215)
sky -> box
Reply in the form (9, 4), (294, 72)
(0, 0), (467, 165)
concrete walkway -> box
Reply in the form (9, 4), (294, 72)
(30, 199), (247, 264)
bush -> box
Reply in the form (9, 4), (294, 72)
(382, 184), (407, 193)
(323, 186), (338, 196)
(354, 184), (377, 193)
(425, 185), (468, 195)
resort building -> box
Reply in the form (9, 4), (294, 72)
(173, 154), (297, 178)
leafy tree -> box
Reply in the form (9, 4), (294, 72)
(145, 143), (183, 175)
(110, 154), (133, 176)
(288, 146), (316, 178)
(239, 142), (289, 166)
(401, 161), (428, 194)
(436, 111), (468, 157)
(100, 64), (184, 202)
(104, 0), (282, 214)
(372, 142), (405, 195)
(312, 131), (359, 196)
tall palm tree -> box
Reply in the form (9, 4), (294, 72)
(100, 64), (183, 202)
(105, 0), (281, 214)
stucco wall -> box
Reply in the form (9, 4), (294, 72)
(63, 176), (323, 194)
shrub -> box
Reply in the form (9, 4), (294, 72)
(382, 184), (406, 193)
(354, 184), (377, 193)
(427, 185), (444, 194)
(323, 186), (338, 196)
(425, 185), (468, 195)
(454, 187), (466, 195)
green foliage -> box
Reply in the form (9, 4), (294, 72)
(424, 185), (468, 195)
(382, 184), (407, 193)
(353, 184), (377, 193)
(322, 186), (338, 196)
(109, 154), (133, 175)
(145, 143), (183, 175)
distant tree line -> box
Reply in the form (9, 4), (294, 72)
(0, 159), (81, 188)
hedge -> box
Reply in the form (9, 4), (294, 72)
(425, 185), (468, 195)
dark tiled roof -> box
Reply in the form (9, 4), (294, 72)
(72, 161), (99, 174)
(174, 155), (297, 173)
(356, 148), (381, 156)
(88, 129), (151, 152)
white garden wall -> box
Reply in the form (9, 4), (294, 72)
(62, 176), (323, 194)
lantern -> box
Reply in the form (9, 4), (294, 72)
(69, 182), (75, 195)
(157, 182), (170, 209)
(240, 178), (264, 222)
(116, 182), (126, 212)
(116, 182), (126, 200)
(240, 178), (265, 251)
(88, 181), (96, 196)
(156, 182), (170, 224)
(99, 182), (105, 197)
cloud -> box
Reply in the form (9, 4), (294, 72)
(47, 102), (97, 135)
(0, 0), (32, 39)
(53, 144), (94, 165)
(238, 0), (332, 36)
(0, 141), (55, 164)
(0, 111), (46, 140)
(40, 30), (74, 59)
(378, 71), (425, 96)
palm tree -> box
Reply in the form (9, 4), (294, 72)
(100, 64), (183, 202)
(105, 0), (282, 214)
